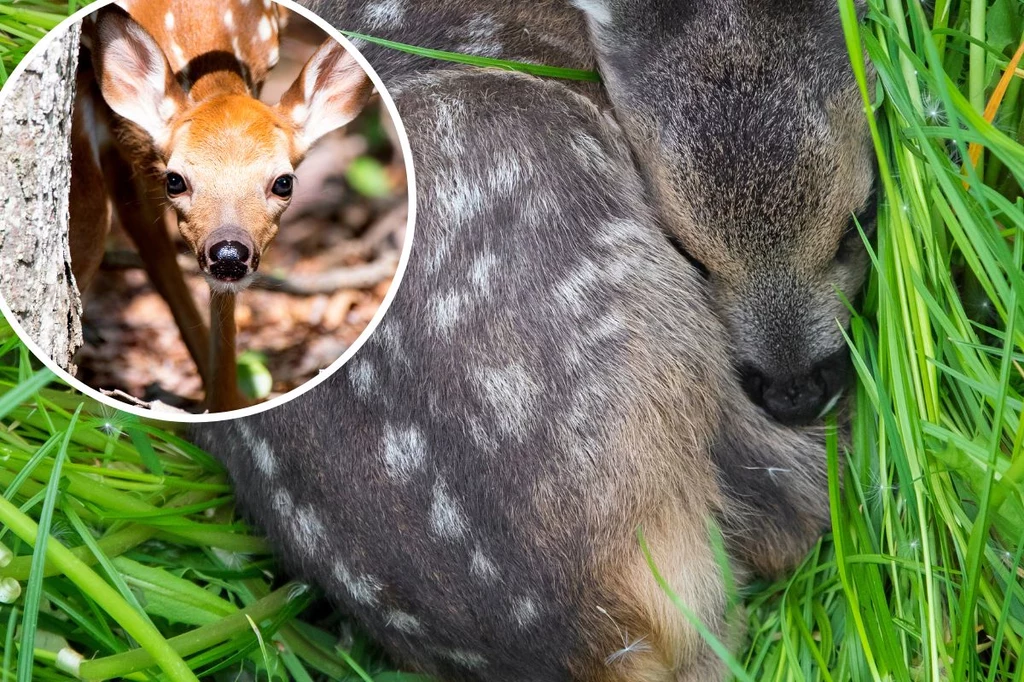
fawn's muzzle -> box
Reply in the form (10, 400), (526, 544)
(201, 227), (259, 283)
(739, 349), (851, 426)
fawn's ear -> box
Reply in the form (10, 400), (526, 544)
(276, 40), (373, 155)
(91, 6), (186, 150)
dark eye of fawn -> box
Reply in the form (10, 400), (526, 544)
(272, 175), (294, 198)
(666, 232), (710, 278)
(166, 172), (187, 197)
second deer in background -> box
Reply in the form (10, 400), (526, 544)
(70, 0), (373, 411)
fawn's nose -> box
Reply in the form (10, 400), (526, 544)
(201, 227), (258, 282)
(738, 350), (851, 425)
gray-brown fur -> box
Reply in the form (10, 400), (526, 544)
(192, 0), (873, 679)
(575, 0), (876, 425)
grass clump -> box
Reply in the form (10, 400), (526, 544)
(0, 319), (407, 681)
(0, 1), (88, 86)
(738, 0), (1024, 680)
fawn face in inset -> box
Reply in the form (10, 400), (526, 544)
(575, 0), (876, 425)
(91, 4), (372, 291)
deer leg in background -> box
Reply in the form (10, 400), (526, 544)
(103, 148), (211, 386)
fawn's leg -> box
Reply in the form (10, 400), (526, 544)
(207, 291), (240, 412)
(104, 150), (211, 385)
(712, 385), (833, 579)
(68, 76), (111, 294)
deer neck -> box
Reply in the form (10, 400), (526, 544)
(185, 61), (253, 102)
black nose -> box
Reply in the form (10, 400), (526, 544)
(203, 227), (256, 282)
(208, 241), (250, 280)
(739, 351), (851, 425)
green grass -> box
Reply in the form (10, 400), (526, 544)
(0, 1), (89, 87)
(737, 0), (1024, 680)
(1, 0), (1024, 680)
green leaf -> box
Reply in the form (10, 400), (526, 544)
(346, 156), (392, 199)
(236, 351), (273, 401)
(987, 0), (1021, 56)
(112, 557), (237, 627)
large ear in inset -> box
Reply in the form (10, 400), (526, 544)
(91, 6), (186, 150)
(275, 39), (373, 156)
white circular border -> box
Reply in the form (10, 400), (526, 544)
(0, 0), (417, 423)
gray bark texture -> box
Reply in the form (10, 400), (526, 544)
(0, 22), (83, 373)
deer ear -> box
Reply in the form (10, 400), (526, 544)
(91, 6), (185, 149)
(276, 40), (373, 155)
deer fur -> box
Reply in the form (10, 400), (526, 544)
(193, 0), (875, 679)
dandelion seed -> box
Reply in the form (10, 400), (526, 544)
(605, 636), (651, 665)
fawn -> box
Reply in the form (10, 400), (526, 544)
(195, 0), (874, 679)
(70, 0), (373, 411)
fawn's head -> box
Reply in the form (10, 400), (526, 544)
(90, 4), (372, 290)
(575, 0), (876, 425)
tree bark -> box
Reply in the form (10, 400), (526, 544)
(0, 23), (82, 373)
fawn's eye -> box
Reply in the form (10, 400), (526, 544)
(666, 232), (710, 279)
(165, 172), (188, 197)
(272, 175), (294, 198)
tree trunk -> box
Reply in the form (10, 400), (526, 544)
(0, 23), (82, 373)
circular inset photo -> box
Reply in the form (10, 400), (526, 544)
(0, 0), (414, 420)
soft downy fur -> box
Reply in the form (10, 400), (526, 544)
(576, 0), (876, 426)
(191, 1), (874, 680)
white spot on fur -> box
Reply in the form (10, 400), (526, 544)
(294, 505), (325, 550)
(429, 480), (468, 540)
(486, 154), (522, 194)
(291, 103), (308, 124)
(511, 597), (539, 627)
(475, 363), (541, 440)
(349, 359), (376, 398)
(168, 42), (187, 70)
(164, 12), (175, 30)
(333, 561), (382, 605)
(555, 259), (603, 310)
(470, 548), (499, 581)
(569, 131), (606, 168)
(438, 649), (487, 669)
(258, 16), (272, 41)
(268, 45), (280, 67)
(377, 320), (410, 366)
(364, 0), (405, 26)
(238, 422), (275, 476)
(223, 9), (234, 29)
(231, 35), (243, 61)
(595, 218), (646, 248)
(572, 0), (613, 25)
(433, 290), (465, 334)
(386, 610), (423, 634)
(273, 489), (293, 515)
(382, 424), (426, 481)
(586, 312), (626, 344)
(434, 174), (484, 229)
(459, 14), (503, 57)
(470, 251), (498, 296)
(158, 97), (178, 123)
